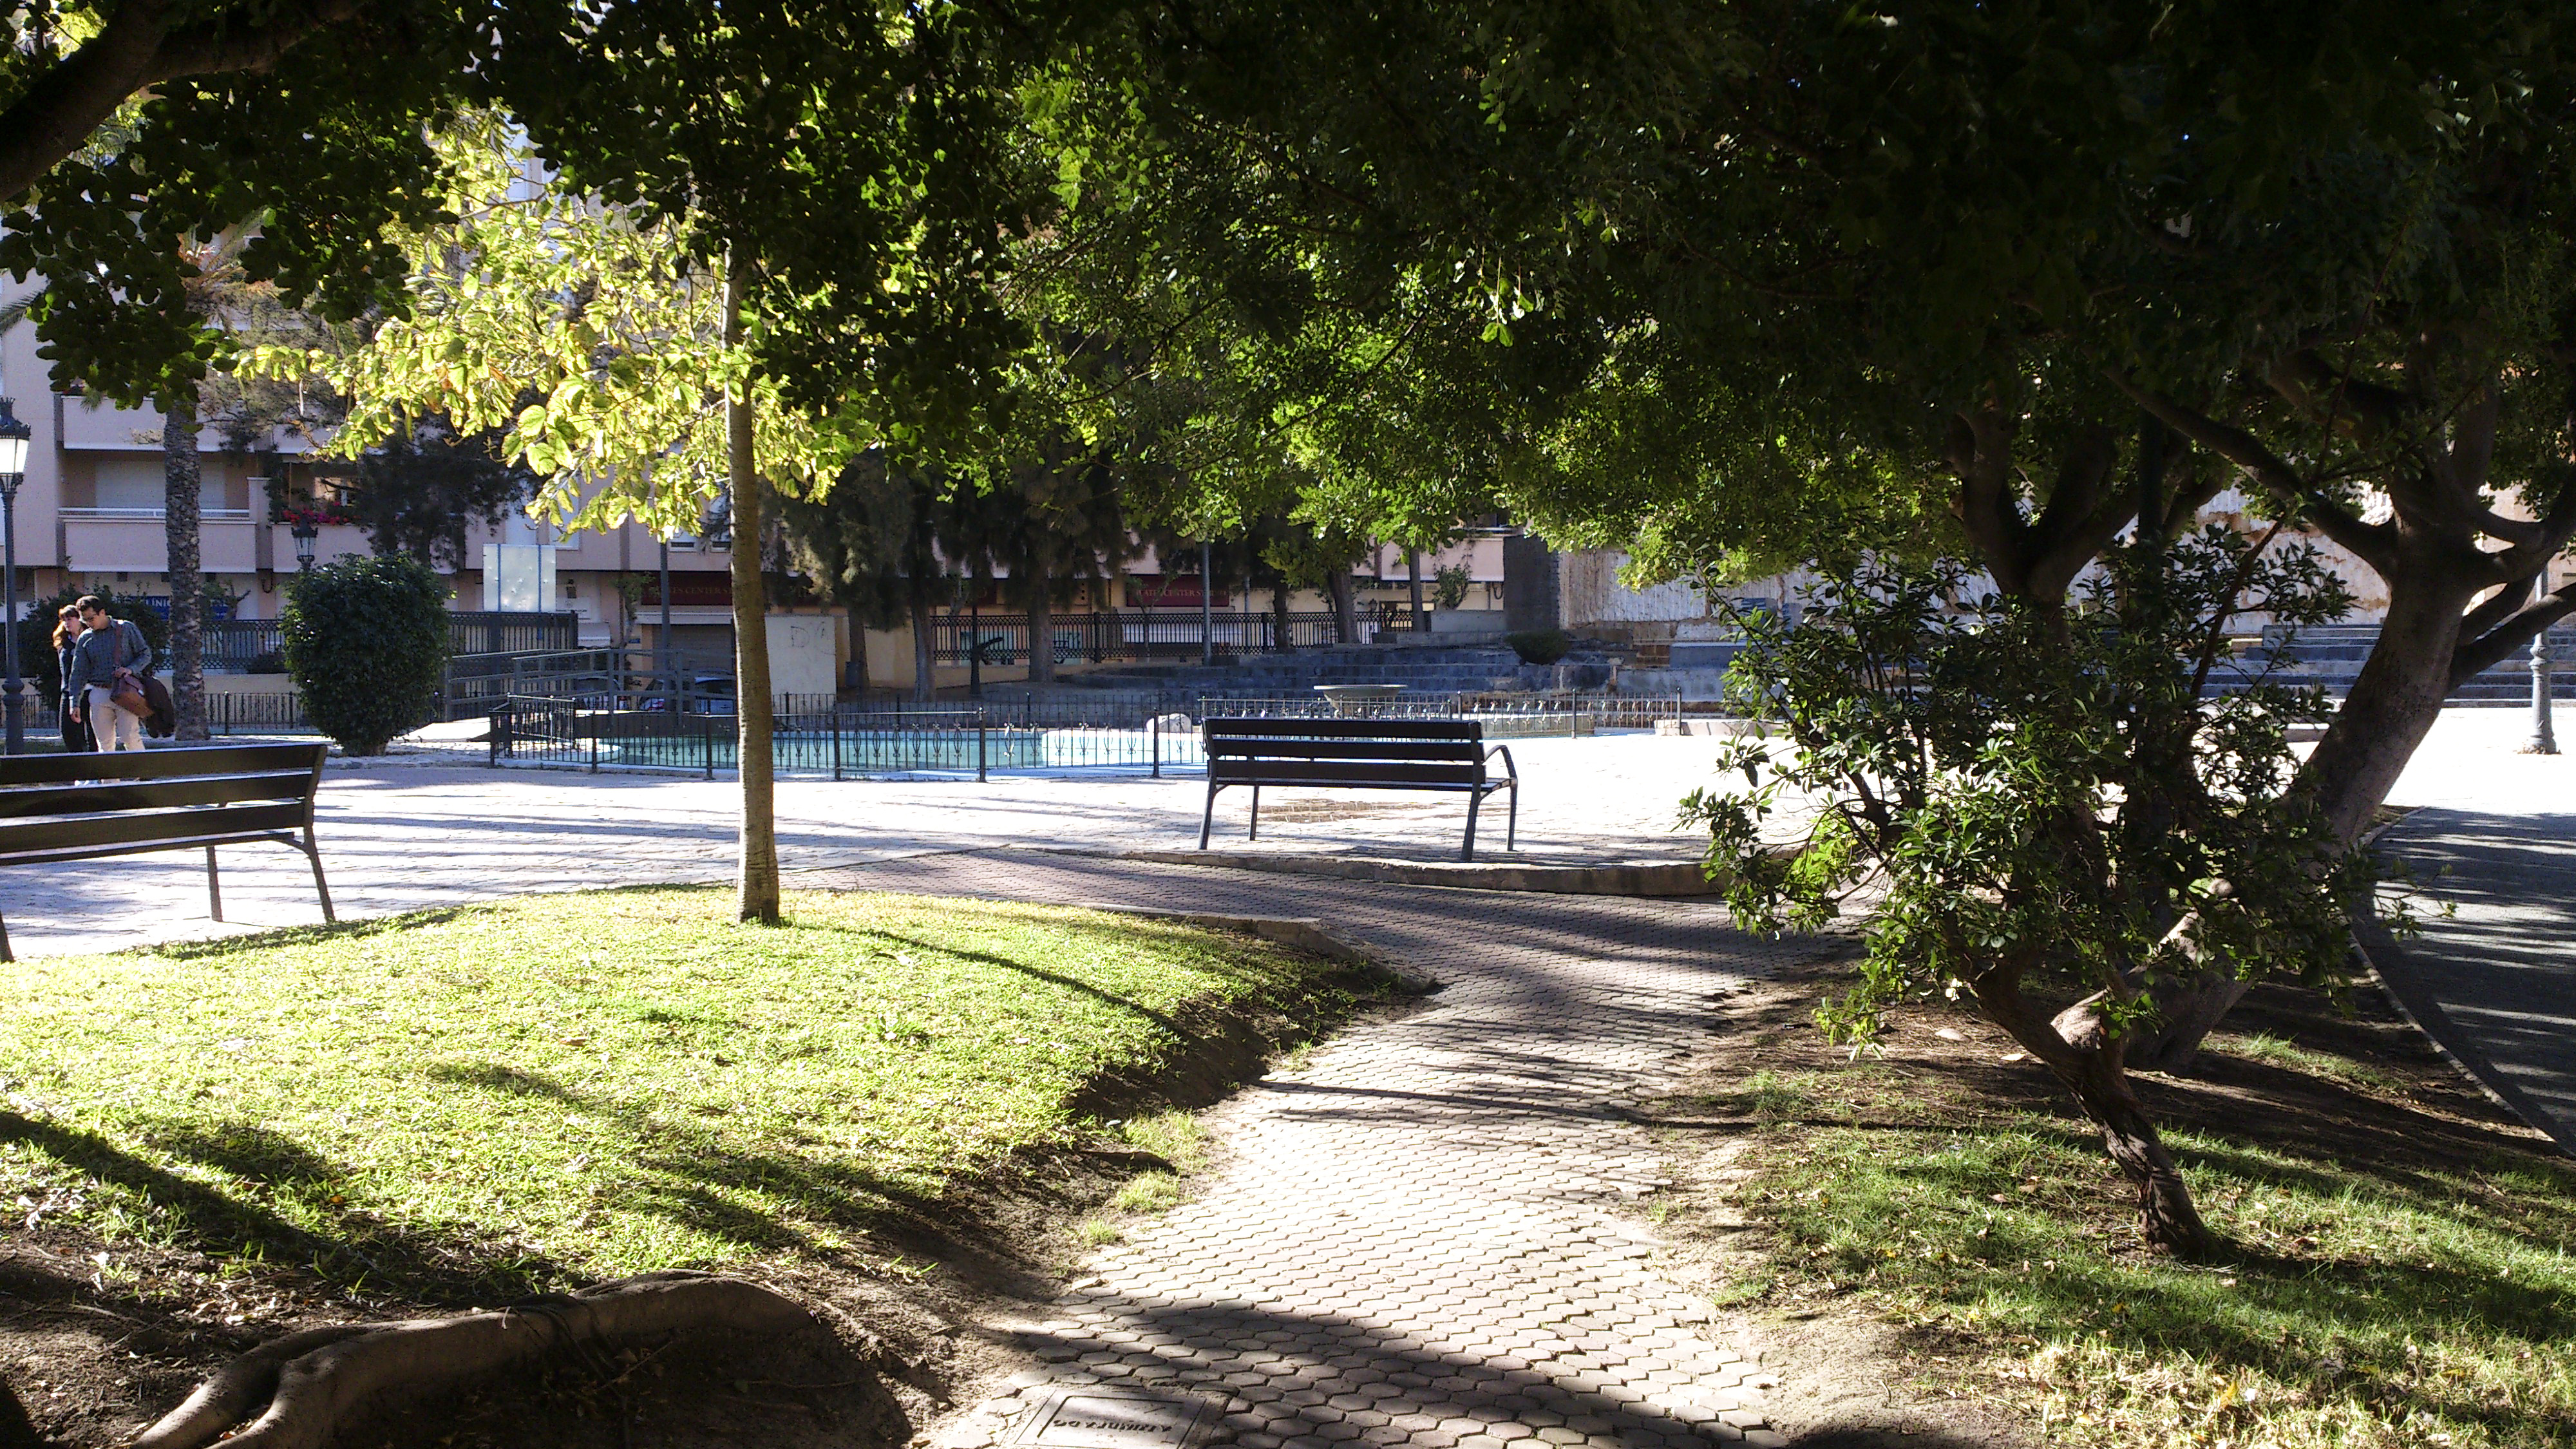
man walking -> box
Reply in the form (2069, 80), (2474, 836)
(65, 595), (153, 753)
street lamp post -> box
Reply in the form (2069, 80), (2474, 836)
(2530, 568), (2559, 756)
(658, 535), (674, 708)
(290, 518), (319, 571)
(0, 398), (30, 755)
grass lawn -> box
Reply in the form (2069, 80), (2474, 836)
(0, 886), (1369, 1302)
(1651, 967), (2576, 1448)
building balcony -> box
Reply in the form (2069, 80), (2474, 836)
(59, 507), (258, 522)
(62, 514), (263, 572)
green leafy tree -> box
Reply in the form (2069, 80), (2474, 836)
(349, 417), (537, 570)
(954, 441), (1135, 683)
(1688, 533), (2366, 1255)
(264, 122), (895, 921)
(281, 551), (450, 755)
(0, 2), (453, 206)
(1261, 516), (1371, 645)
(1063, 0), (2576, 1063)
(775, 450), (954, 701)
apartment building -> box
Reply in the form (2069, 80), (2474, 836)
(4, 316), (1523, 696)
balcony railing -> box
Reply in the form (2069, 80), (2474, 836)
(60, 507), (258, 521)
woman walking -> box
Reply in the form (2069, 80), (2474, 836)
(52, 604), (92, 752)
(64, 596), (152, 753)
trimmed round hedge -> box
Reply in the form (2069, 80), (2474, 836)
(283, 553), (452, 755)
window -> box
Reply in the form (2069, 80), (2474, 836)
(92, 458), (229, 514)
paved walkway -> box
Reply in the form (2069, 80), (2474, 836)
(805, 852), (1803, 1449)
(1, 737), (1729, 959)
(2368, 706), (2576, 1152)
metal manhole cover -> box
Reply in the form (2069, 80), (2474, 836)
(1007, 1387), (1225, 1449)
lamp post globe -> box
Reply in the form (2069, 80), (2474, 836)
(290, 518), (319, 571)
(0, 396), (33, 756)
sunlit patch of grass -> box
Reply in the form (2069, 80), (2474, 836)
(1117, 1110), (1207, 1173)
(0, 887), (1365, 1302)
(1739, 1114), (2576, 1447)
(2204, 1031), (2402, 1093)
(1110, 1172), (1184, 1214)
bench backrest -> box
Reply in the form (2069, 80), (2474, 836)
(1202, 717), (1487, 787)
(0, 743), (328, 866)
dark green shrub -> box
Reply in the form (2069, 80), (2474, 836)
(15, 586), (169, 696)
(245, 650), (289, 676)
(1506, 629), (1571, 665)
(283, 553), (452, 754)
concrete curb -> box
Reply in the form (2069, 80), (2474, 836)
(1108, 848), (1721, 898)
(1068, 902), (1441, 995)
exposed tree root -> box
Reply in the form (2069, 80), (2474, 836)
(133, 1272), (823, 1449)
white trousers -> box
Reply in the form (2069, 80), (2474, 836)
(85, 685), (144, 752)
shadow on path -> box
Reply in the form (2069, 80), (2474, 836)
(2362, 808), (2576, 1151)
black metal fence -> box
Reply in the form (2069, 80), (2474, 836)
(205, 611), (581, 674)
(822, 687), (1709, 733)
(928, 610), (1371, 667)
(483, 687), (1723, 781)
(1196, 693), (1703, 732)
(14, 690), (315, 737)
(488, 696), (1209, 779)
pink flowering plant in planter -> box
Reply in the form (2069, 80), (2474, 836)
(277, 506), (361, 529)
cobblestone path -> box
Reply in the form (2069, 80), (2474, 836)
(808, 851), (1803, 1449)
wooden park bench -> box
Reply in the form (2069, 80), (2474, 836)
(1198, 717), (1519, 861)
(0, 743), (335, 961)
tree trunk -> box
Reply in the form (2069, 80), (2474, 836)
(1271, 576), (1292, 652)
(2051, 927), (2249, 1077)
(1327, 569), (1356, 645)
(909, 577), (936, 703)
(2302, 567), (2481, 844)
(1025, 539), (1055, 685)
(1405, 549), (1426, 632)
(842, 609), (866, 695)
(163, 392), (209, 740)
(2065, 564), (2485, 1073)
(1972, 974), (2217, 1259)
(725, 252), (781, 925)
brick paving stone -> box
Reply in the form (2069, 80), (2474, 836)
(819, 851), (1795, 1449)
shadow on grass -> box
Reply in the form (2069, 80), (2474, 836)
(1766, 1121), (2576, 1445)
(7, 887), (1375, 1311)
(147, 905), (490, 961)
(0, 1108), (578, 1305)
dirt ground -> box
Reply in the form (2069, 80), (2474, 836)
(0, 946), (1406, 1449)
(1630, 947), (2554, 1448)
(0, 1126), (1171, 1449)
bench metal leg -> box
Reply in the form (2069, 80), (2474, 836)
(1199, 782), (1219, 849)
(1506, 781), (1518, 852)
(207, 846), (223, 923)
(1463, 790), (1481, 862)
(305, 828), (337, 923)
(1249, 784), (1260, 840)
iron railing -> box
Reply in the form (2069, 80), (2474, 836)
(928, 609), (1371, 667)
(1204, 693), (1706, 733)
(204, 611), (580, 674)
(488, 695), (1210, 779)
(16, 691), (317, 738)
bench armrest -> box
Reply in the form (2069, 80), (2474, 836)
(1483, 744), (1517, 784)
